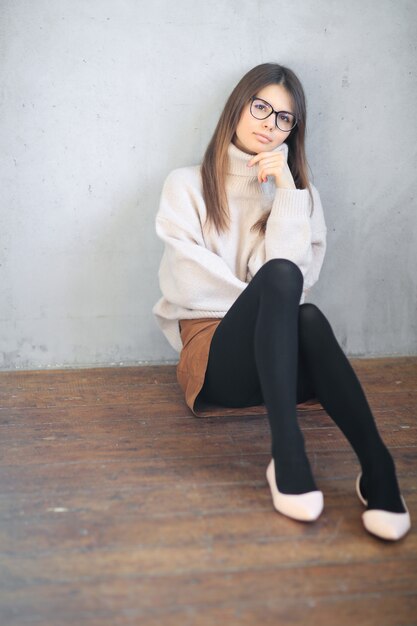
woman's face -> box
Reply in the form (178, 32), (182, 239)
(233, 83), (295, 155)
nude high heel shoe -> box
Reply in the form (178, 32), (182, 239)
(266, 458), (323, 522)
(356, 472), (411, 541)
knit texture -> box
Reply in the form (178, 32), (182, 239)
(153, 141), (327, 352)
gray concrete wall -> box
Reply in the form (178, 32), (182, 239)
(1, 0), (416, 371)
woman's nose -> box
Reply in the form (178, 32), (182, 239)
(263, 115), (275, 130)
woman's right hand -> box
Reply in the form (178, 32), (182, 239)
(247, 150), (296, 189)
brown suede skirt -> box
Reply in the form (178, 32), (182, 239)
(176, 318), (322, 417)
(176, 318), (222, 416)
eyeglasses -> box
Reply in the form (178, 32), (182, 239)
(250, 96), (297, 132)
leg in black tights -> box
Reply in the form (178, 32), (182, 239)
(198, 258), (405, 512)
(298, 303), (405, 512)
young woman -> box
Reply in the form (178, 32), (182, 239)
(153, 62), (411, 540)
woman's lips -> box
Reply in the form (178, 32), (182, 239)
(254, 133), (271, 143)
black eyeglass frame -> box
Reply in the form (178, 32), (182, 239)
(249, 95), (297, 132)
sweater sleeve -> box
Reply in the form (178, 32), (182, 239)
(247, 183), (327, 292)
(154, 169), (248, 314)
(303, 185), (327, 291)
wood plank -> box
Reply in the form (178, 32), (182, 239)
(0, 449), (415, 495)
(0, 486), (416, 553)
(0, 426), (414, 467)
(1, 562), (417, 626)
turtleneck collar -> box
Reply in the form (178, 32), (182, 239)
(226, 140), (289, 177)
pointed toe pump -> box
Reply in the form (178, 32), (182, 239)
(266, 458), (323, 522)
(356, 472), (411, 541)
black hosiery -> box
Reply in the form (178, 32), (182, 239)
(200, 258), (318, 495)
(297, 303), (405, 512)
(198, 258), (405, 512)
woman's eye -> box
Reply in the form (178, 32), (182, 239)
(279, 113), (289, 122)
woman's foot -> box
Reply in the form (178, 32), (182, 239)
(272, 434), (318, 495)
(355, 450), (411, 542)
(359, 450), (407, 513)
(266, 458), (323, 522)
(356, 472), (411, 540)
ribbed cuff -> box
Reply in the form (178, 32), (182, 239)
(271, 188), (310, 218)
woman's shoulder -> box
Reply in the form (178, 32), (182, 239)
(305, 180), (322, 204)
(308, 180), (320, 195)
(163, 163), (202, 190)
(307, 181), (326, 230)
(158, 163), (206, 224)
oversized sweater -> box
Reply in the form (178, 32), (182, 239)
(153, 141), (327, 352)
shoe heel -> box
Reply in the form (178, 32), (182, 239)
(356, 471), (368, 506)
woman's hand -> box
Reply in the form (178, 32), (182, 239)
(247, 150), (296, 189)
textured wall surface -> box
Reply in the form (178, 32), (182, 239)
(1, 0), (416, 370)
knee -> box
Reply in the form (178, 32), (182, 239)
(299, 303), (332, 336)
(299, 303), (322, 323)
(254, 259), (303, 293)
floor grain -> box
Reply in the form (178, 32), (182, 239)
(0, 358), (416, 625)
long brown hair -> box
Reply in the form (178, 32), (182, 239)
(201, 63), (314, 234)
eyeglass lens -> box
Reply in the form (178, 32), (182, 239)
(251, 98), (296, 131)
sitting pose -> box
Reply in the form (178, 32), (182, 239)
(153, 62), (411, 541)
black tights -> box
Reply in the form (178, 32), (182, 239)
(199, 259), (405, 512)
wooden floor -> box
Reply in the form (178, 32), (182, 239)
(0, 358), (416, 625)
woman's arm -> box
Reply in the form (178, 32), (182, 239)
(300, 185), (327, 291)
(247, 183), (327, 291)
(155, 169), (247, 313)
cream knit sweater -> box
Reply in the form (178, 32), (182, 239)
(153, 141), (327, 352)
